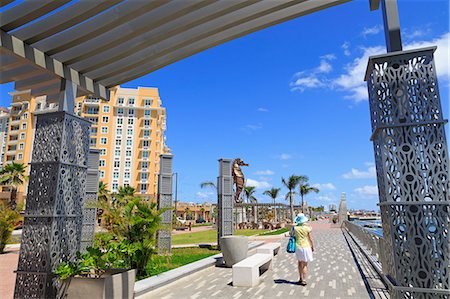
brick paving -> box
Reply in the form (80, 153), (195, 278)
(139, 221), (388, 299)
(0, 247), (19, 299)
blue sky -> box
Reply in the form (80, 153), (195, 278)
(1, 0), (449, 210)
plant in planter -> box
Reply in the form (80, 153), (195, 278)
(55, 247), (133, 299)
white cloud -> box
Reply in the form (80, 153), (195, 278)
(196, 191), (214, 199)
(278, 153), (292, 160)
(341, 42), (351, 56)
(255, 170), (274, 175)
(246, 178), (271, 189)
(312, 183), (336, 191)
(342, 163), (377, 179)
(290, 54), (335, 92)
(354, 185), (378, 197)
(317, 195), (335, 202)
(242, 123), (263, 133)
(257, 107), (268, 112)
(292, 32), (450, 103)
(362, 25), (382, 37)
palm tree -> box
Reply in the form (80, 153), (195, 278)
(0, 163), (27, 210)
(244, 186), (257, 223)
(116, 185), (135, 200)
(200, 181), (216, 190)
(263, 187), (281, 223)
(281, 175), (307, 222)
(98, 181), (110, 202)
(299, 181), (319, 213)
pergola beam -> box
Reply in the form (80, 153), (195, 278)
(0, 29), (108, 99)
(0, 0), (71, 32)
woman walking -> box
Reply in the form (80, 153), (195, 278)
(292, 213), (314, 285)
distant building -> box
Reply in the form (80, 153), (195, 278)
(175, 202), (214, 222)
(329, 204), (337, 212)
(76, 86), (170, 200)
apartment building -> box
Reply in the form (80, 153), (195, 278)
(76, 86), (169, 201)
(1, 90), (57, 201)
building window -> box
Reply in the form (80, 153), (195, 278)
(117, 97), (124, 105)
(142, 151), (149, 158)
(141, 173), (148, 180)
(127, 129), (133, 135)
(126, 150), (132, 157)
(99, 171), (105, 179)
(140, 184), (148, 193)
(100, 149), (106, 156)
(144, 110), (150, 117)
(144, 119), (150, 126)
(102, 116), (109, 123)
(23, 113), (28, 119)
(142, 162), (148, 169)
(128, 98), (134, 105)
(112, 183), (118, 191)
(100, 137), (107, 145)
(126, 139), (132, 146)
(128, 109), (134, 116)
(115, 140), (121, 146)
(101, 127), (108, 134)
(143, 130), (150, 137)
(143, 140), (149, 147)
(22, 123), (27, 129)
(118, 108), (124, 115)
(115, 150), (120, 156)
(117, 118), (123, 125)
(103, 106), (110, 113)
(116, 128), (122, 135)
(90, 138), (96, 146)
(124, 172), (130, 179)
(19, 143), (24, 150)
(99, 160), (105, 167)
(114, 161), (120, 168)
(90, 127), (98, 135)
(128, 118), (134, 125)
(125, 161), (131, 168)
(113, 172), (119, 179)
(37, 103), (42, 110)
(17, 153), (23, 160)
(23, 103), (28, 110)
(144, 99), (152, 106)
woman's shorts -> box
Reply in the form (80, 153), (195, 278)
(295, 247), (313, 262)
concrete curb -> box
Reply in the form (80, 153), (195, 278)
(134, 241), (264, 297)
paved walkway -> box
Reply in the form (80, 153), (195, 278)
(0, 247), (19, 299)
(140, 221), (388, 299)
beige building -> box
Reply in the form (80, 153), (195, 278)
(175, 202), (214, 223)
(76, 86), (169, 200)
(0, 90), (57, 202)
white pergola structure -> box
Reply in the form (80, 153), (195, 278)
(1, 0), (349, 105)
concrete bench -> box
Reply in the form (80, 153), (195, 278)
(232, 253), (272, 287)
(256, 242), (281, 256)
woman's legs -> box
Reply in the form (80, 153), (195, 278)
(297, 261), (303, 281)
(301, 262), (308, 282)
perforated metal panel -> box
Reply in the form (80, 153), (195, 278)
(366, 47), (449, 298)
(217, 159), (234, 248)
(157, 154), (173, 255)
(15, 112), (90, 298)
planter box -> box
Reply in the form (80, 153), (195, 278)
(66, 269), (136, 299)
(220, 236), (249, 267)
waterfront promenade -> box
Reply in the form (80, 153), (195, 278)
(139, 221), (389, 299)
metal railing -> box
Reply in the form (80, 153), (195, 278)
(343, 221), (382, 261)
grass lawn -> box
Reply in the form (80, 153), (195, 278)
(146, 246), (220, 277)
(171, 229), (268, 245)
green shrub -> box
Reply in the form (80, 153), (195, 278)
(0, 202), (20, 253)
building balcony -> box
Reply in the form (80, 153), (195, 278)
(84, 98), (100, 105)
(8, 139), (18, 145)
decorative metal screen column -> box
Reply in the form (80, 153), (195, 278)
(14, 111), (90, 298)
(366, 47), (449, 298)
(338, 192), (347, 225)
(157, 154), (173, 255)
(217, 158), (234, 248)
(80, 149), (100, 253)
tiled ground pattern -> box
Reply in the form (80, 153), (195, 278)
(140, 224), (388, 299)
